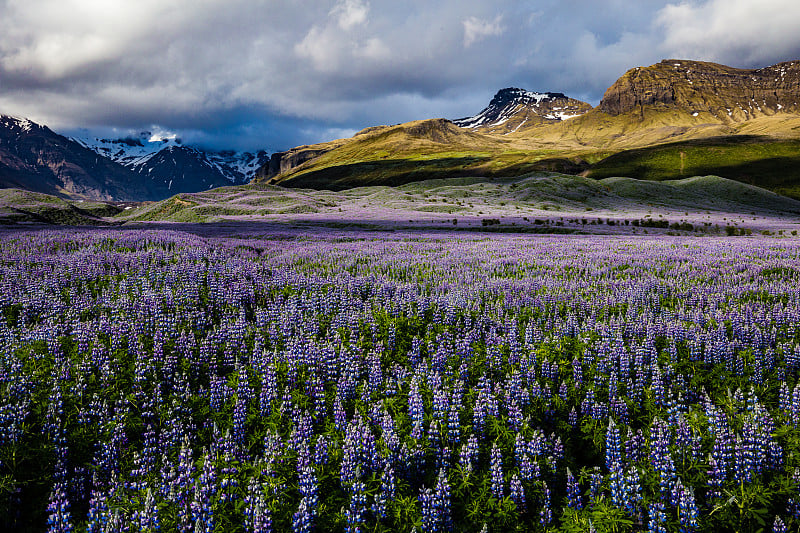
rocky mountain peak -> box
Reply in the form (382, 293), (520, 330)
(454, 87), (592, 134)
(599, 59), (800, 120)
(0, 115), (45, 136)
(487, 88), (567, 108)
(1, 114), (271, 200)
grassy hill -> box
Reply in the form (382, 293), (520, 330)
(265, 110), (800, 197)
(268, 119), (593, 189)
(584, 136), (800, 199)
(0, 189), (122, 225)
(113, 173), (800, 225)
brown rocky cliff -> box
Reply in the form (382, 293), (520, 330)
(599, 59), (800, 120)
(259, 147), (333, 180)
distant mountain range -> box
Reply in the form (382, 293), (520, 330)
(0, 117), (268, 201)
(0, 115), (148, 201)
(73, 131), (268, 188)
(4, 58), (800, 202)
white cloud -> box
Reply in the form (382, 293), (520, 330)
(295, 25), (345, 72)
(462, 15), (505, 48)
(0, 0), (175, 81)
(356, 37), (391, 61)
(331, 0), (370, 30)
(656, 0), (800, 66)
(295, 0), (381, 73)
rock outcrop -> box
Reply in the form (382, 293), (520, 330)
(599, 59), (800, 120)
(259, 147), (334, 180)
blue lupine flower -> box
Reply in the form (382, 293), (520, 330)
(566, 468), (581, 510)
(460, 434), (478, 475)
(648, 501), (667, 533)
(345, 481), (367, 533)
(244, 480), (272, 533)
(490, 442), (504, 499)
(372, 465), (395, 521)
(649, 418), (676, 498)
(292, 497), (313, 533)
(540, 480), (552, 526)
(675, 479), (699, 533)
(46, 482), (73, 533)
(510, 473), (526, 511)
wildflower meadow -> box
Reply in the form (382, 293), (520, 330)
(1, 228), (800, 532)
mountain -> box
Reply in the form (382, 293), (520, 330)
(574, 59), (800, 198)
(0, 116), (271, 201)
(544, 59), (800, 150)
(74, 132), (269, 189)
(599, 59), (800, 120)
(255, 118), (579, 189)
(258, 59), (800, 198)
(259, 118), (506, 183)
(0, 115), (151, 201)
(454, 88), (592, 134)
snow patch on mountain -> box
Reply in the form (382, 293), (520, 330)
(1, 115), (38, 134)
(205, 150), (271, 182)
(74, 131), (176, 169)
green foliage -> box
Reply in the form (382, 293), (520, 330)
(560, 501), (635, 533)
(586, 137), (800, 200)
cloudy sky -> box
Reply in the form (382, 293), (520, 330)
(2, 0), (800, 152)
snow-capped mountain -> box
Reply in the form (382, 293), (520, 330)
(74, 131), (270, 186)
(0, 115), (272, 201)
(0, 115), (153, 201)
(454, 88), (592, 134)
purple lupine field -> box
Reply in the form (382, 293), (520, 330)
(2, 227), (800, 532)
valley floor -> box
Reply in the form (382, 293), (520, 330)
(2, 173), (800, 236)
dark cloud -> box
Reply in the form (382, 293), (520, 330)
(2, 0), (800, 151)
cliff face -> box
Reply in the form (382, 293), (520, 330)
(258, 147), (334, 180)
(599, 59), (800, 120)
